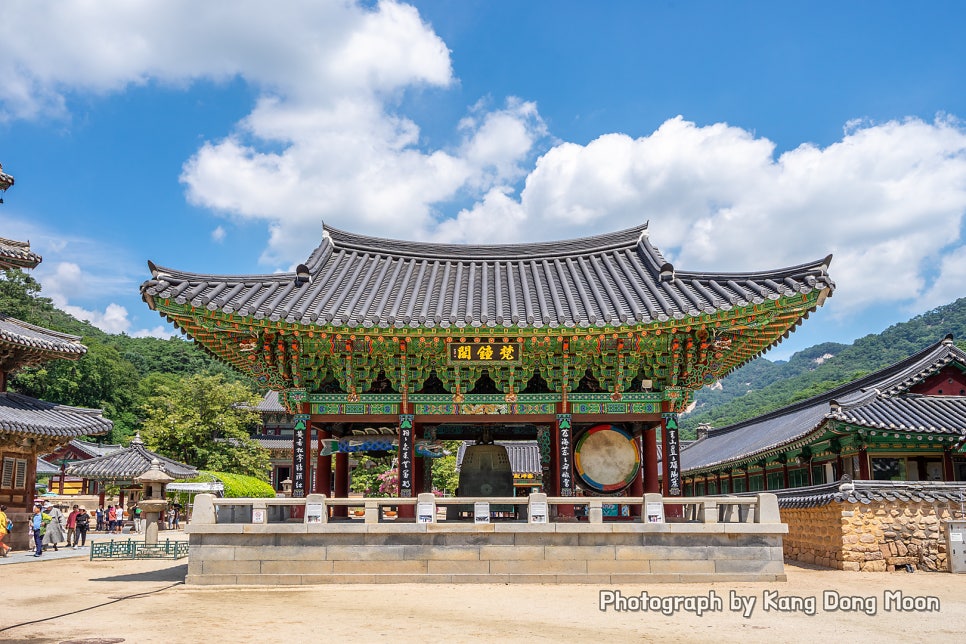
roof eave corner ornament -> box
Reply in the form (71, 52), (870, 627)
(295, 263), (311, 286)
(0, 162), (14, 203)
(658, 261), (675, 283)
(942, 333), (954, 346)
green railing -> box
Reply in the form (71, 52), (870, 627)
(90, 539), (189, 560)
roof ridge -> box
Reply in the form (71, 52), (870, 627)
(320, 222), (651, 261)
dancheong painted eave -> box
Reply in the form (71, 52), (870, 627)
(140, 222), (835, 331)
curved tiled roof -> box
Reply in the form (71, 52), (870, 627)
(256, 391), (287, 413)
(0, 392), (112, 438)
(142, 223), (834, 330)
(0, 314), (87, 357)
(0, 237), (40, 270)
(66, 437), (197, 480)
(774, 479), (966, 509)
(681, 336), (966, 472)
(456, 440), (542, 475)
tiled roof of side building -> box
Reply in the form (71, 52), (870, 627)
(142, 223), (834, 330)
(0, 236), (41, 270)
(0, 392), (113, 438)
(681, 336), (966, 472)
(66, 435), (197, 479)
(773, 479), (966, 509)
(456, 441), (543, 475)
(0, 314), (87, 357)
(256, 391), (287, 413)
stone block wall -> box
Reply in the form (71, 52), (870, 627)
(185, 523), (787, 585)
(782, 501), (958, 572)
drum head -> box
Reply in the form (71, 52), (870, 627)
(574, 424), (641, 493)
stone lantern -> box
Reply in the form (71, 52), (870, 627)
(135, 459), (174, 544)
(280, 478), (293, 497)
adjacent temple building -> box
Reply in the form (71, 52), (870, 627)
(0, 165), (112, 548)
(141, 222), (835, 515)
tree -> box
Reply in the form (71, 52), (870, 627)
(140, 373), (270, 479)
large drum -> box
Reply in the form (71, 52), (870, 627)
(574, 424), (641, 493)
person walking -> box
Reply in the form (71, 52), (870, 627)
(29, 505), (44, 557)
(65, 505), (79, 546)
(95, 506), (104, 531)
(0, 504), (11, 557)
(107, 505), (117, 533)
(42, 503), (66, 552)
(73, 506), (90, 549)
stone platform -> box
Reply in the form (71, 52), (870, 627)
(185, 493), (787, 584)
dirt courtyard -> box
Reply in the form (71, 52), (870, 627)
(3, 556), (965, 643)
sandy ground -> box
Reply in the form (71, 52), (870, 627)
(2, 556), (966, 644)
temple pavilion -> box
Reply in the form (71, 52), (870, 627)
(1, 173), (113, 546)
(141, 222), (834, 517)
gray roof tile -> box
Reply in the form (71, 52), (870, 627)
(0, 392), (112, 438)
(681, 336), (966, 472)
(0, 236), (40, 270)
(143, 223), (834, 330)
(773, 479), (966, 509)
(65, 437), (197, 480)
(0, 314), (87, 357)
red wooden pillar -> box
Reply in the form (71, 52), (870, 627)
(643, 427), (660, 493)
(333, 451), (349, 518)
(414, 456), (424, 493)
(782, 460), (790, 489)
(629, 432), (644, 516)
(943, 448), (955, 481)
(858, 447), (871, 480)
(315, 427), (332, 497)
(760, 465), (768, 491)
(744, 467), (750, 491)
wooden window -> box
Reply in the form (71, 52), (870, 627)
(14, 459), (28, 489)
(1, 456), (13, 488)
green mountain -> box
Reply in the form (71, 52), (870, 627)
(1, 269), (251, 443)
(681, 297), (966, 437)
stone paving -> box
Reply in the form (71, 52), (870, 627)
(0, 527), (187, 566)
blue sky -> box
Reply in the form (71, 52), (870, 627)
(1, 1), (965, 360)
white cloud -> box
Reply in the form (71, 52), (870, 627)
(489, 116), (966, 317)
(211, 225), (226, 243)
(0, 0), (451, 121)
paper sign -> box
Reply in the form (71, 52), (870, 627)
(645, 501), (665, 523)
(304, 503), (325, 523)
(474, 502), (490, 524)
(529, 501), (548, 524)
(252, 508), (266, 524)
(951, 532), (964, 543)
(417, 502), (435, 523)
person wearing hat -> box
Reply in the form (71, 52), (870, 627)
(73, 506), (90, 548)
(29, 505), (45, 556)
(43, 503), (67, 551)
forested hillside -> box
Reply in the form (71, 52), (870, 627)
(1, 269), (254, 443)
(682, 297), (966, 437)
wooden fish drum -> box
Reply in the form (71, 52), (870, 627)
(574, 424), (641, 493)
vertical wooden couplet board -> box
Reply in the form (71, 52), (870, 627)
(397, 414), (414, 498)
(291, 414), (311, 498)
(662, 411), (682, 497)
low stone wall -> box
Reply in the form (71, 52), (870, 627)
(184, 493), (788, 584)
(186, 522), (786, 584)
(782, 501), (958, 572)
